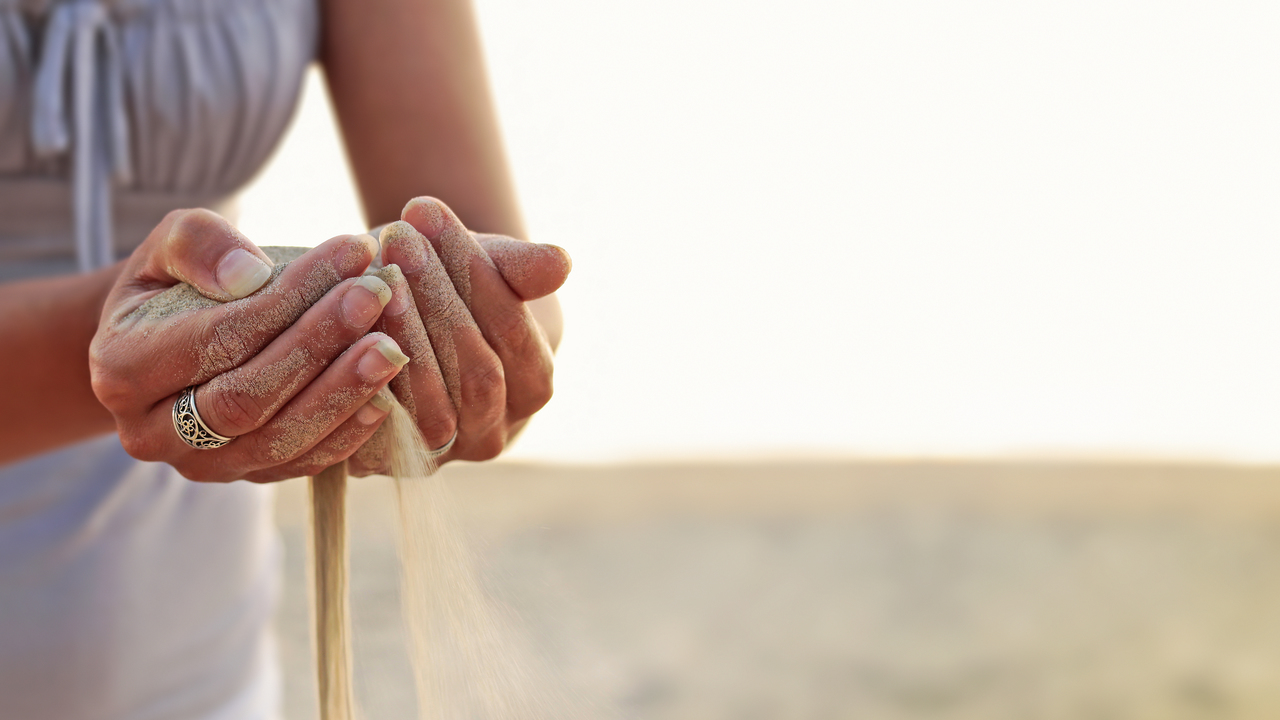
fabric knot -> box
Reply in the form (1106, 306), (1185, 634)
(31, 0), (132, 271)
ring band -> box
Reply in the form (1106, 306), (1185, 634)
(173, 386), (234, 450)
(427, 430), (457, 460)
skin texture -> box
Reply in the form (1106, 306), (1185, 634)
(321, 0), (565, 469)
(355, 199), (568, 472)
(90, 211), (406, 483)
(0, 264), (121, 465)
(321, 0), (522, 235)
(0, 0), (566, 477)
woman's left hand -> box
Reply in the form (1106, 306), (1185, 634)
(347, 196), (571, 474)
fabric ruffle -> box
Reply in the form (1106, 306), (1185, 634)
(0, 0), (318, 271)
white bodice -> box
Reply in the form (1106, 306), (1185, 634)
(0, 0), (318, 277)
(0, 1), (319, 717)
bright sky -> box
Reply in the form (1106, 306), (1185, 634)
(240, 0), (1280, 463)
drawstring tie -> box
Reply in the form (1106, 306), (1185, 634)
(31, 0), (132, 272)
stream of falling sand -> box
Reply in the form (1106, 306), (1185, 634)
(311, 399), (584, 720)
(142, 245), (587, 720)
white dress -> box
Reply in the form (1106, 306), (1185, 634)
(0, 0), (317, 717)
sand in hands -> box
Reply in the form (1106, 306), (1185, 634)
(151, 246), (586, 720)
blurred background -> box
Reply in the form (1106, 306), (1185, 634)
(240, 0), (1280, 717)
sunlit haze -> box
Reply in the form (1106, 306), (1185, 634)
(240, 0), (1280, 463)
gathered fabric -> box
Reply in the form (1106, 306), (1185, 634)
(0, 1), (318, 718)
(31, 0), (131, 270)
(0, 0), (319, 276)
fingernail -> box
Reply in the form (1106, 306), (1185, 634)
(403, 197), (448, 237)
(358, 337), (410, 383)
(375, 264), (403, 284)
(341, 276), (391, 327)
(217, 248), (273, 299)
(543, 244), (573, 273)
(356, 233), (380, 258)
(381, 222), (427, 273)
(369, 387), (395, 413)
(355, 400), (388, 425)
(377, 265), (413, 317)
(355, 275), (393, 306)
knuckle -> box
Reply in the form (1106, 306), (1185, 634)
(88, 336), (142, 411)
(417, 411), (458, 450)
(419, 300), (455, 327)
(89, 364), (129, 410)
(294, 328), (331, 368)
(241, 429), (295, 467)
(156, 208), (192, 234)
(462, 433), (505, 462)
(162, 207), (194, 224)
(488, 307), (533, 351)
(460, 356), (505, 418)
(198, 315), (257, 377)
(172, 461), (221, 484)
(168, 207), (222, 240)
(119, 429), (163, 462)
(510, 371), (553, 418)
(202, 386), (267, 437)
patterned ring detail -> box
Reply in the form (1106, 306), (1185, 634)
(172, 386), (234, 450)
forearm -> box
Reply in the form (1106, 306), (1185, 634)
(321, 0), (525, 237)
(322, 0), (562, 345)
(0, 265), (121, 465)
(322, 0), (565, 460)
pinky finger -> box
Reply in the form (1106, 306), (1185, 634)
(347, 423), (391, 478)
(242, 392), (393, 483)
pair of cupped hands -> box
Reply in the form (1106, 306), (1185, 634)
(89, 197), (570, 483)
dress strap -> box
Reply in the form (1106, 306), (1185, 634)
(31, 0), (132, 272)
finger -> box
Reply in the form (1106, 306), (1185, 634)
(474, 233), (572, 301)
(125, 208), (276, 302)
(140, 333), (408, 482)
(380, 221), (507, 461)
(348, 423), (392, 477)
(237, 333), (409, 468)
(460, 243), (556, 420)
(242, 390), (395, 483)
(372, 265), (457, 450)
(401, 198), (554, 421)
(97, 233), (379, 406)
(399, 197), (572, 301)
(194, 274), (392, 438)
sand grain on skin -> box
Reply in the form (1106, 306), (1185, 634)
(375, 264), (438, 422)
(143, 240), (585, 719)
(480, 236), (572, 300)
(380, 223), (475, 409)
(138, 244), (384, 456)
(133, 244), (353, 384)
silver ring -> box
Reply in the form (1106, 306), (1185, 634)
(173, 386), (234, 450)
(427, 429), (457, 460)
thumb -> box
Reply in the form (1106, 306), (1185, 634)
(475, 234), (572, 301)
(140, 209), (275, 302)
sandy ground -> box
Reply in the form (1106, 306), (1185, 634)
(272, 460), (1280, 719)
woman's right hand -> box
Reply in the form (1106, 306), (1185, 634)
(89, 209), (410, 483)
